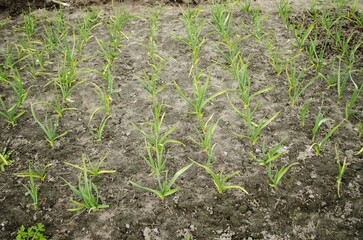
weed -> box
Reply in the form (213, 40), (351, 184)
(192, 160), (248, 194)
(184, 234), (193, 240)
(65, 154), (115, 178)
(16, 223), (47, 240)
(31, 103), (68, 148)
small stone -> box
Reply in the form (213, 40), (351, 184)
(239, 204), (248, 214)
(309, 194), (314, 199)
(310, 171), (318, 179)
(255, 148), (261, 153)
(126, 224), (130, 229)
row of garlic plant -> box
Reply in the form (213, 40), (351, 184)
(0, 5), (130, 211)
(210, 1), (298, 189)
(174, 6), (248, 194)
(271, 0), (362, 193)
(129, 9), (193, 200)
(1, 1), (360, 209)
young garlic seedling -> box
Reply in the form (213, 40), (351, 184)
(191, 160), (248, 194)
(65, 154), (116, 177)
(300, 99), (312, 128)
(311, 120), (345, 156)
(16, 161), (52, 181)
(335, 145), (347, 198)
(129, 163), (194, 201)
(267, 161), (299, 188)
(0, 147), (13, 172)
(31, 103), (68, 148)
(210, 2), (234, 43)
(21, 174), (38, 210)
(250, 139), (285, 167)
(61, 167), (109, 212)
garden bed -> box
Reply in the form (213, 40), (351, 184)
(0, 0), (362, 239)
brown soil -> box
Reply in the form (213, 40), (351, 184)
(0, 0), (362, 239)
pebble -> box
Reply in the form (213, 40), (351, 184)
(310, 171), (317, 179)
